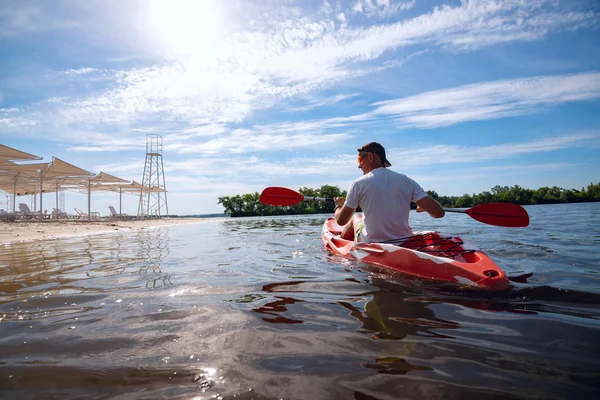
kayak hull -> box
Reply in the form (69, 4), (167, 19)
(322, 218), (510, 291)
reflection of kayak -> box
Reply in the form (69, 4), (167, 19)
(322, 218), (510, 291)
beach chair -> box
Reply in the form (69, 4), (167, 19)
(108, 206), (130, 220)
(108, 206), (119, 219)
(75, 208), (100, 220)
(74, 208), (86, 219)
(18, 203), (37, 219)
(52, 208), (68, 219)
(0, 209), (16, 222)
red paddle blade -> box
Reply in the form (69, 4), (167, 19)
(259, 187), (304, 206)
(465, 203), (530, 227)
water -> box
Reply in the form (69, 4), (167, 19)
(1, 203), (599, 399)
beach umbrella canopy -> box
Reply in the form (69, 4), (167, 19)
(0, 159), (49, 212)
(44, 157), (93, 178)
(0, 144), (42, 161)
(117, 180), (145, 191)
(39, 158), (94, 218)
(0, 162), (50, 174)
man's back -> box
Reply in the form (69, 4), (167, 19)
(345, 168), (427, 242)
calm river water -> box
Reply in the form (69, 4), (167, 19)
(1, 203), (599, 399)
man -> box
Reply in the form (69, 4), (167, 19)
(334, 142), (445, 243)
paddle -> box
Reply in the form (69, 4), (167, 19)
(259, 187), (530, 228)
(260, 186), (334, 206)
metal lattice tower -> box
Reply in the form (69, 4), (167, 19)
(138, 134), (168, 217)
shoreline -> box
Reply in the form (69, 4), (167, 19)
(0, 218), (214, 246)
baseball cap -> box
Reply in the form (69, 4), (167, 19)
(357, 142), (392, 167)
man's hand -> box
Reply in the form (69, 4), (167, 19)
(415, 196), (445, 218)
(333, 197), (355, 226)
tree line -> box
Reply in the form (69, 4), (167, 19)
(217, 182), (600, 217)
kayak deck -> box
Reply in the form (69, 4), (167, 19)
(322, 218), (510, 291)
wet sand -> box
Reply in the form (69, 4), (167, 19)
(0, 218), (209, 245)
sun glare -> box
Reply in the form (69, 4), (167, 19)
(146, 0), (223, 57)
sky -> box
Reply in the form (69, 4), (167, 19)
(1, 0), (599, 216)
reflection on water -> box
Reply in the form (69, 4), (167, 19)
(1, 206), (600, 399)
(1, 228), (172, 304)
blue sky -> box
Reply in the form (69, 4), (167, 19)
(1, 0), (599, 215)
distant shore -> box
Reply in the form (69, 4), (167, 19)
(0, 218), (211, 246)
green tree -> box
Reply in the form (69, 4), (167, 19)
(585, 182), (600, 201)
(455, 194), (473, 208)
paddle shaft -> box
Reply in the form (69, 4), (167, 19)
(440, 208), (467, 214)
(304, 196), (334, 202)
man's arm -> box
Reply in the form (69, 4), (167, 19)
(415, 196), (445, 218)
(333, 197), (356, 225)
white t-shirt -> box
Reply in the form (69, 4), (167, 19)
(344, 167), (427, 243)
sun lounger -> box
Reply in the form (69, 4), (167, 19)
(108, 206), (134, 220)
(74, 208), (100, 220)
(52, 208), (69, 219)
(18, 203), (38, 219)
(0, 209), (17, 222)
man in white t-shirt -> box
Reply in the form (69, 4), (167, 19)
(333, 142), (445, 243)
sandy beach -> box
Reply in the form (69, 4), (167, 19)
(0, 217), (211, 246)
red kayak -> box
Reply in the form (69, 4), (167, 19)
(322, 218), (510, 291)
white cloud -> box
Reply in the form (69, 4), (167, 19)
(352, 0), (416, 18)
(92, 159), (144, 176)
(47, 97), (70, 104)
(166, 124), (228, 140)
(387, 133), (600, 167)
(286, 93), (359, 111)
(414, 162), (581, 186)
(0, 1), (82, 37)
(0, 107), (20, 113)
(64, 130), (146, 152)
(373, 72), (600, 128)
(0, 3), (45, 36)
(254, 112), (372, 134)
(337, 12), (348, 29)
(0, 116), (36, 129)
(60, 68), (98, 76)
(175, 131), (352, 155)
(105, 54), (145, 63)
